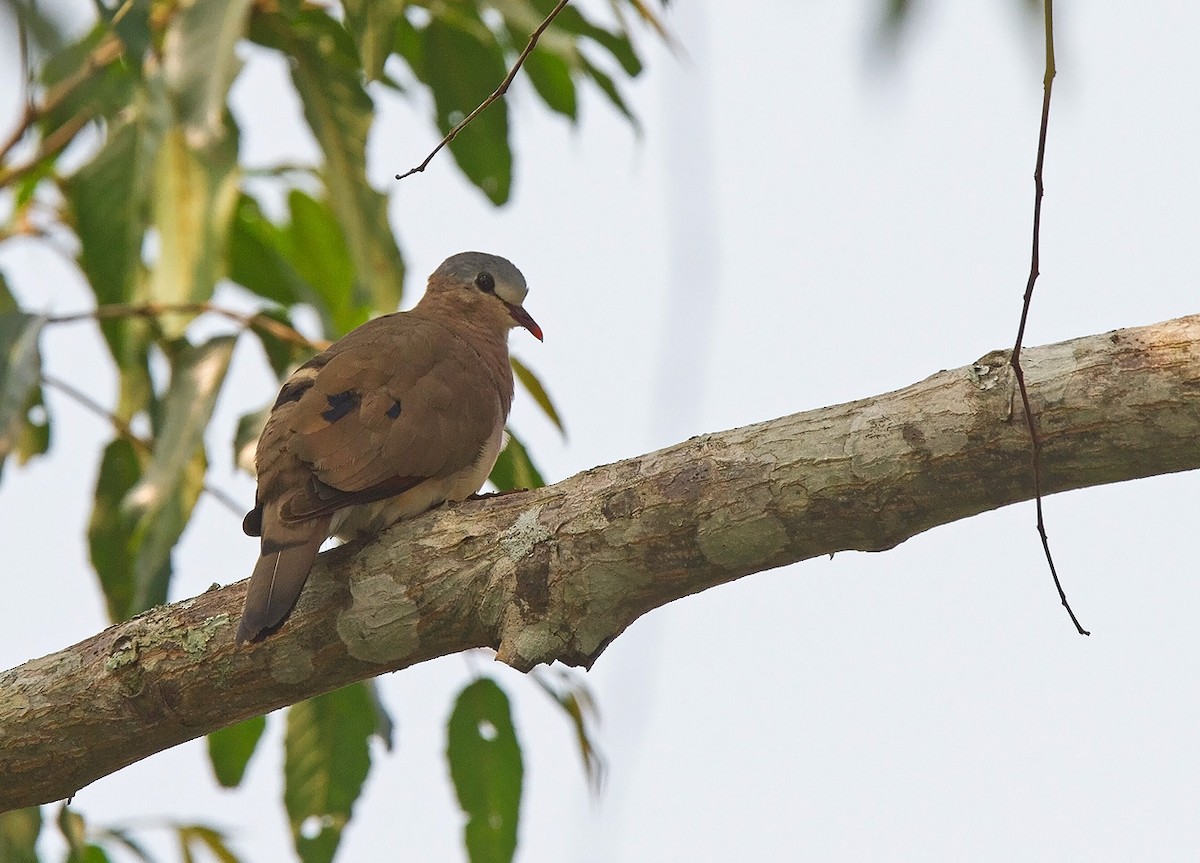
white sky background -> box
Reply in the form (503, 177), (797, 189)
(3, 0), (1200, 860)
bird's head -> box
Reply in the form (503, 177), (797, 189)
(424, 251), (543, 341)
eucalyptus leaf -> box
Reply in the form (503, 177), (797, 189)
(511, 356), (564, 435)
(420, 14), (513, 204)
(0, 310), (47, 475)
(262, 9), (405, 317)
(0, 806), (42, 863)
(162, 0), (253, 146)
(284, 684), (375, 863)
(447, 678), (523, 863)
(489, 429), (545, 492)
(147, 124), (241, 338)
(207, 715), (266, 788)
(342, 0), (406, 82)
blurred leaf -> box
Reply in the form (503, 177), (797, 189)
(207, 714), (266, 788)
(284, 683), (375, 863)
(579, 56), (636, 126)
(101, 0), (152, 66)
(255, 9), (405, 317)
(37, 26), (133, 135)
(420, 13), (513, 204)
(234, 403), (268, 477)
(177, 824), (241, 863)
(531, 666), (605, 794)
(56, 805), (110, 863)
(252, 306), (316, 378)
(489, 429), (545, 492)
(282, 189), (365, 335)
(162, 0), (252, 146)
(537, 0), (642, 76)
(62, 101), (159, 418)
(511, 356), (564, 435)
(89, 438), (147, 621)
(227, 194), (308, 307)
(148, 124), (240, 338)
(0, 307), (47, 477)
(342, 0), (405, 82)
(447, 677), (523, 863)
(91, 828), (156, 863)
(520, 43), (577, 120)
(119, 335), (236, 612)
(364, 679), (396, 751)
(0, 806), (42, 863)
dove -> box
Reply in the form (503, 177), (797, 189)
(236, 251), (542, 643)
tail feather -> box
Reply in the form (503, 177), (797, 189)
(237, 538), (323, 643)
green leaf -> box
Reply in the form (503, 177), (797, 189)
(63, 110), (157, 309)
(511, 356), (564, 435)
(119, 335), (236, 611)
(489, 430), (545, 492)
(282, 189), (365, 335)
(56, 805), (110, 863)
(0, 807), (42, 863)
(147, 123), (241, 338)
(532, 666), (605, 794)
(284, 684), (375, 863)
(63, 100), (160, 417)
(342, 0), (406, 82)
(535, 0), (642, 77)
(420, 13), (513, 204)
(256, 9), (405, 316)
(227, 194), (309, 307)
(520, 44), (578, 121)
(89, 438), (148, 621)
(177, 824), (241, 863)
(207, 714), (266, 788)
(38, 24), (135, 135)
(162, 0), (253, 146)
(88, 337), (236, 620)
(103, 0), (153, 67)
(0, 308), (47, 477)
(579, 56), (637, 127)
(447, 678), (523, 863)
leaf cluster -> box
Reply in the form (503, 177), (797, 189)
(0, 0), (659, 860)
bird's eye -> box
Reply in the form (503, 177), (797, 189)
(475, 272), (495, 293)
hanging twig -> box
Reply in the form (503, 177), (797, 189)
(1010, 0), (1088, 636)
(395, 0), (573, 181)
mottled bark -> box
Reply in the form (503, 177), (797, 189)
(2, 314), (1199, 811)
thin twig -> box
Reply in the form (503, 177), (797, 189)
(40, 373), (245, 518)
(0, 6), (34, 164)
(0, 35), (125, 185)
(395, 0), (573, 181)
(1010, 0), (1088, 636)
(48, 301), (328, 352)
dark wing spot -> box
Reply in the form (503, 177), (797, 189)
(321, 390), (360, 423)
(386, 398), (402, 419)
(273, 376), (314, 409)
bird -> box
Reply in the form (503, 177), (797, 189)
(236, 251), (543, 644)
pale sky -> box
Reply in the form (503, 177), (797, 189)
(3, 1), (1200, 861)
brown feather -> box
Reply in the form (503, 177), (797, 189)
(237, 251), (538, 642)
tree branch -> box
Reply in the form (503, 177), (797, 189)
(4, 314), (1200, 811)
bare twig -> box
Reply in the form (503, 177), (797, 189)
(1010, 0), (1088, 636)
(395, 0), (573, 181)
(48, 301), (329, 352)
(0, 34), (125, 186)
(39, 373), (245, 517)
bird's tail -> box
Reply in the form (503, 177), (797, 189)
(237, 537), (323, 643)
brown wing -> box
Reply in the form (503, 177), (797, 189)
(265, 314), (504, 523)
